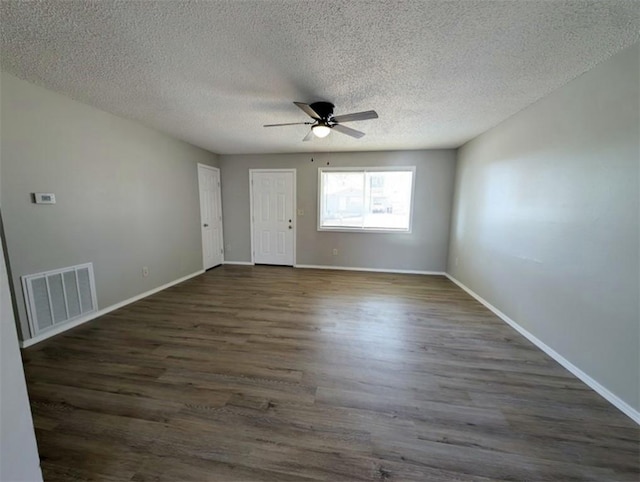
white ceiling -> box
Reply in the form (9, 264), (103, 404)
(1, 1), (638, 155)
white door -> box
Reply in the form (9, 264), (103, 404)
(198, 165), (224, 270)
(251, 170), (295, 266)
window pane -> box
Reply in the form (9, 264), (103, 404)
(319, 168), (414, 232)
(321, 171), (365, 227)
(363, 171), (413, 230)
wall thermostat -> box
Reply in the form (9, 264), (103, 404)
(33, 193), (56, 204)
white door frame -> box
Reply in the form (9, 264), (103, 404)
(249, 169), (296, 266)
(198, 163), (224, 269)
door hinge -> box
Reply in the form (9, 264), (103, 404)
(220, 248), (223, 254)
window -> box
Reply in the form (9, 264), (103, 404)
(318, 167), (415, 232)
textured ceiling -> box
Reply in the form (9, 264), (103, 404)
(1, 1), (638, 155)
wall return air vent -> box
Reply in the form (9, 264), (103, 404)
(21, 263), (98, 337)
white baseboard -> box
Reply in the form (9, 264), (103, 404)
(295, 264), (445, 276)
(445, 273), (640, 425)
(223, 261), (254, 266)
(20, 269), (205, 348)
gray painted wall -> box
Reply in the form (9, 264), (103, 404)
(219, 150), (456, 271)
(448, 44), (639, 411)
(1, 84), (41, 478)
(0, 72), (218, 340)
(0, 226), (42, 481)
(0, 150), (42, 482)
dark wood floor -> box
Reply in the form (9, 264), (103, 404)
(22, 265), (639, 481)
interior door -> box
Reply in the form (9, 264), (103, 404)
(251, 170), (295, 266)
(198, 165), (224, 270)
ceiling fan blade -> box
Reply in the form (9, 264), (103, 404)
(294, 102), (321, 119)
(302, 130), (314, 142)
(332, 110), (378, 123)
(264, 122), (313, 127)
(332, 124), (365, 139)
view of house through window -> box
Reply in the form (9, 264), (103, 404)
(319, 167), (415, 231)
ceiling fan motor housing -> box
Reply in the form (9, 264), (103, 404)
(309, 102), (335, 121)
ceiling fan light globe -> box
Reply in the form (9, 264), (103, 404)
(312, 125), (331, 138)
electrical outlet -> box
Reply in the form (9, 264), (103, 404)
(142, 266), (149, 277)
(332, 248), (338, 256)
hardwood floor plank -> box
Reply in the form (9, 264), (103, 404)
(22, 265), (639, 481)
(372, 437), (620, 481)
(34, 429), (141, 481)
(131, 454), (320, 482)
(28, 381), (183, 423)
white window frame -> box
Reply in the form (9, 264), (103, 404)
(317, 166), (416, 233)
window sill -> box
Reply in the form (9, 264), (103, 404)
(317, 227), (412, 234)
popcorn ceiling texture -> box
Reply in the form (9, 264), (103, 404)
(1, 1), (638, 154)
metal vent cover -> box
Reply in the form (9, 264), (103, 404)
(21, 263), (98, 337)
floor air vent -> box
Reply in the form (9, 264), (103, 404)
(22, 263), (98, 337)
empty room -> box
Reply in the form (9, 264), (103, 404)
(0, 1), (638, 481)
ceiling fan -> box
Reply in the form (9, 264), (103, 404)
(264, 102), (378, 141)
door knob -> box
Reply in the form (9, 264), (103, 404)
(288, 225), (292, 229)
